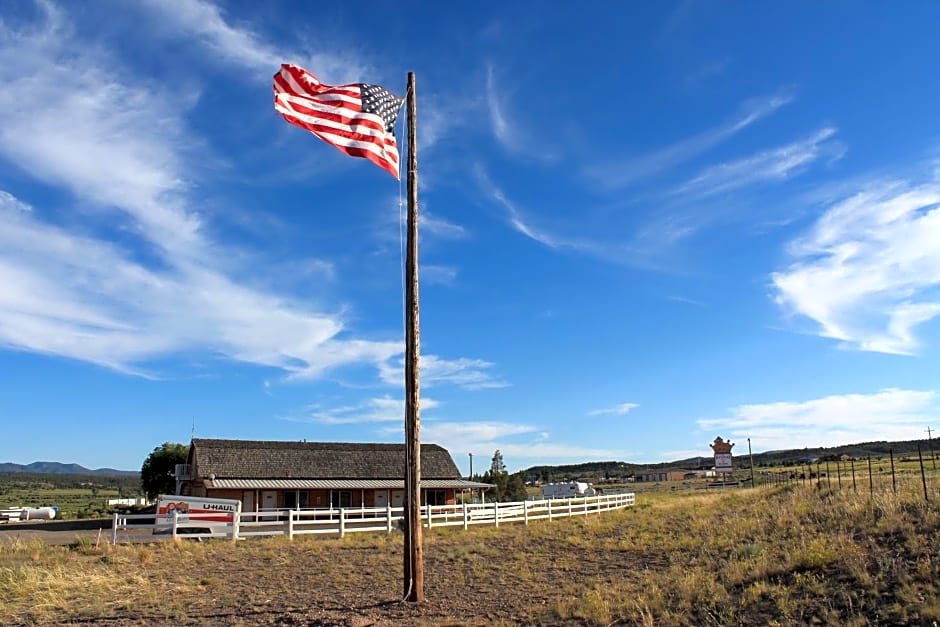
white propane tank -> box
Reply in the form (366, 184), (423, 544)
(23, 507), (57, 520)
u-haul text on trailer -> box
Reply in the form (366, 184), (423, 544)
(155, 495), (241, 537)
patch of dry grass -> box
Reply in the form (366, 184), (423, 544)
(1, 481), (938, 625)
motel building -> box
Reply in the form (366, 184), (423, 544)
(175, 438), (490, 511)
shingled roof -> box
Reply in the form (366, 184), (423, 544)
(189, 439), (462, 480)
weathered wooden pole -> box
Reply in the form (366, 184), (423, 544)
(402, 71), (424, 603)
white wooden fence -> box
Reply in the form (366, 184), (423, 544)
(111, 492), (635, 544)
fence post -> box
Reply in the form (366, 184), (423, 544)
(339, 508), (345, 538)
(584, 497), (588, 516)
(463, 502), (469, 530)
(387, 503), (393, 533)
(568, 499), (573, 518)
(494, 502), (499, 528)
(825, 461), (831, 489)
(851, 458), (857, 493)
(171, 510), (178, 540)
(112, 513), (119, 545)
(288, 510), (294, 541)
(548, 499), (553, 521)
(232, 511), (240, 542)
(524, 501), (529, 526)
(427, 505), (433, 529)
(836, 460), (843, 489)
(868, 457), (874, 496)
(918, 443), (929, 502)
(889, 449), (897, 494)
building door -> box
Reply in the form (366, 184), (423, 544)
(261, 491), (277, 520)
(374, 490), (388, 509)
(243, 491), (255, 513)
(391, 490), (404, 508)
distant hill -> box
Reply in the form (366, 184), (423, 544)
(0, 461), (138, 476)
(521, 438), (937, 481)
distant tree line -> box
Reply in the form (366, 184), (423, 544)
(0, 472), (142, 494)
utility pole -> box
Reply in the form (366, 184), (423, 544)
(928, 427), (937, 471)
(468, 453), (473, 479)
(402, 71), (424, 604)
(748, 438), (755, 486)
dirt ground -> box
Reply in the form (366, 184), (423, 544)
(2, 517), (648, 626)
(4, 489), (938, 626)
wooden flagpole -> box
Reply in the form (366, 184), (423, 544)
(403, 71), (424, 603)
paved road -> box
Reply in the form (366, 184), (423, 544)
(0, 518), (160, 546)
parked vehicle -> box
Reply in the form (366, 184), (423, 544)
(154, 495), (241, 537)
(541, 481), (595, 499)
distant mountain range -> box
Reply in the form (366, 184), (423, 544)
(0, 461), (138, 476)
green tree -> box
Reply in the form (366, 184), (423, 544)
(482, 450), (528, 502)
(504, 472), (529, 502)
(490, 449), (506, 476)
(141, 442), (188, 499)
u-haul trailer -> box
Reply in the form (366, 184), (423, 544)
(154, 495), (241, 538)
(541, 481), (594, 499)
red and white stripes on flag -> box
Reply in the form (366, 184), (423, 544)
(273, 64), (404, 178)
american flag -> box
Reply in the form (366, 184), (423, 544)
(273, 64), (404, 178)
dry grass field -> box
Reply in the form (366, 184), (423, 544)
(1, 481), (938, 625)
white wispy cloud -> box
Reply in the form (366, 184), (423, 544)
(378, 354), (508, 390)
(422, 264), (459, 285)
(699, 388), (939, 450)
(0, 191), (31, 213)
(485, 63), (513, 150)
(380, 420), (621, 470)
(301, 396), (441, 425)
(588, 403), (639, 417)
(585, 91), (794, 189)
(0, 6), (396, 379)
(474, 164), (601, 254)
(135, 0), (368, 83)
(773, 174), (940, 354)
(422, 213), (469, 240)
(0, 200), (404, 377)
(484, 63), (551, 160)
(676, 127), (844, 198)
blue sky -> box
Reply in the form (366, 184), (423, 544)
(2, 1), (940, 473)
